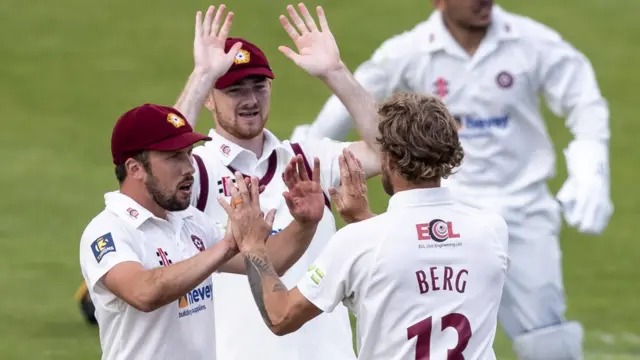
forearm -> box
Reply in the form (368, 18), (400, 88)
(137, 241), (235, 311)
(308, 95), (355, 141)
(267, 220), (318, 275)
(319, 66), (379, 152)
(174, 69), (217, 127)
(242, 245), (291, 331)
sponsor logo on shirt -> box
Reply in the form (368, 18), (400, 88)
(91, 233), (116, 263)
(178, 283), (213, 318)
(453, 114), (509, 138)
(415, 219), (462, 249)
(270, 228), (283, 236)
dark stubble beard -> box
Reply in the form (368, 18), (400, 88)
(145, 174), (189, 212)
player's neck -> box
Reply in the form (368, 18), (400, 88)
(120, 184), (169, 220)
(215, 128), (266, 158)
(392, 177), (441, 193)
(442, 17), (488, 56)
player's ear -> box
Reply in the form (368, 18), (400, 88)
(204, 90), (216, 112)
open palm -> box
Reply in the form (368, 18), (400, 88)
(283, 155), (325, 225)
(193, 5), (243, 80)
(278, 4), (343, 77)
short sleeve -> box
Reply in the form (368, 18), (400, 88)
(295, 138), (352, 190)
(296, 223), (373, 313)
(79, 215), (142, 293)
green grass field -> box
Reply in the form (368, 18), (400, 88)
(1, 0), (639, 358)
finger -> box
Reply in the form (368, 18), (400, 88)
(338, 154), (352, 188)
(292, 155), (302, 183)
(312, 157), (321, 183)
(344, 149), (364, 187)
(226, 41), (242, 60)
(217, 196), (233, 215)
(287, 4), (309, 34)
(265, 209), (277, 227)
(279, 15), (300, 41)
(316, 6), (330, 32)
(283, 162), (297, 189)
(218, 11), (235, 40)
(195, 11), (203, 38)
(203, 5), (215, 36)
(297, 155), (309, 182)
(297, 3), (318, 32)
(226, 177), (239, 198)
(250, 176), (260, 204)
(277, 46), (300, 64)
(211, 4), (226, 37)
(234, 171), (250, 202)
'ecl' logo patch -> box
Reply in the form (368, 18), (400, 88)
(91, 233), (116, 263)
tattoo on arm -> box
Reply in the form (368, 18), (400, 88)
(243, 251), (287, 326)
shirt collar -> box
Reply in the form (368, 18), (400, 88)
(422, 5), (520, 56)
(204, 128), (293, 167)
(387, 187), (454, 211)
(104, 191), (192, 229)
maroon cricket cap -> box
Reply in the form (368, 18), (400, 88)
(111, 104), (211, 165)
(214, 37), (275, 89)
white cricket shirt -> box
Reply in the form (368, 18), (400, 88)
(297, 187), (509, 360)
(312, 5), (609, 201)
(79, 192), (225, 360)
(190, 129), (356, 360)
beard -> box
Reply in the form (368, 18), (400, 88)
(145, 175), (189, 212)
(215, 108), (267, 140)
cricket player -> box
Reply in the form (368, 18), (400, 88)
(291, 1), (613, 358)
(171, 3), (381, 359)
(78, 8), (331, 360)
(226, 92), (510, 360)
(79, 102), (329, 360)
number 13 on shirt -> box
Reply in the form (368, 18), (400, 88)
(407, 313), (472, 360)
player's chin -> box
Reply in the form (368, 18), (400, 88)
(174, 189), (192, 207)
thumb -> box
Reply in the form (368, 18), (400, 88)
(227, 41), (243, 57)
(265, 209), (277, 227)
(278, 46), (301, 64)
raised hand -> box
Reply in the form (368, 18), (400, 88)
(278, 3), (344, 78)
(217, 172), (276, 252)
(193, 5), (243, 79)
(329, 148), (375, 223)
(282, 155), (325, 225)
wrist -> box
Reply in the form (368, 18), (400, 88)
(318, 61), (348, 83)
(191, 67), (218, 83)
(239, 237), (267, 254)
(349, 210), (376, 223)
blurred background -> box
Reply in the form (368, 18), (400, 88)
(1, 0), (639, 358)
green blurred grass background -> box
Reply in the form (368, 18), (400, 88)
(0, 0), (638, 358)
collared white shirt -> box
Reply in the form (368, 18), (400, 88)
(312, 5), (609, 199)
(79, 192), (225, 360)
(189, 129), (357, 360)
(298, 188), (509, 360)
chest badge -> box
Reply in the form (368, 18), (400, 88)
(496, 71), (514, 89)
(191, 235), (206, 252)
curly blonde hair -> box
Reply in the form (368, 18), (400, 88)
(376, 92), (464, 181)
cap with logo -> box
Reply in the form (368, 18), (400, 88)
(110, 104), (211, 165)
(215, 37), (275, 89)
